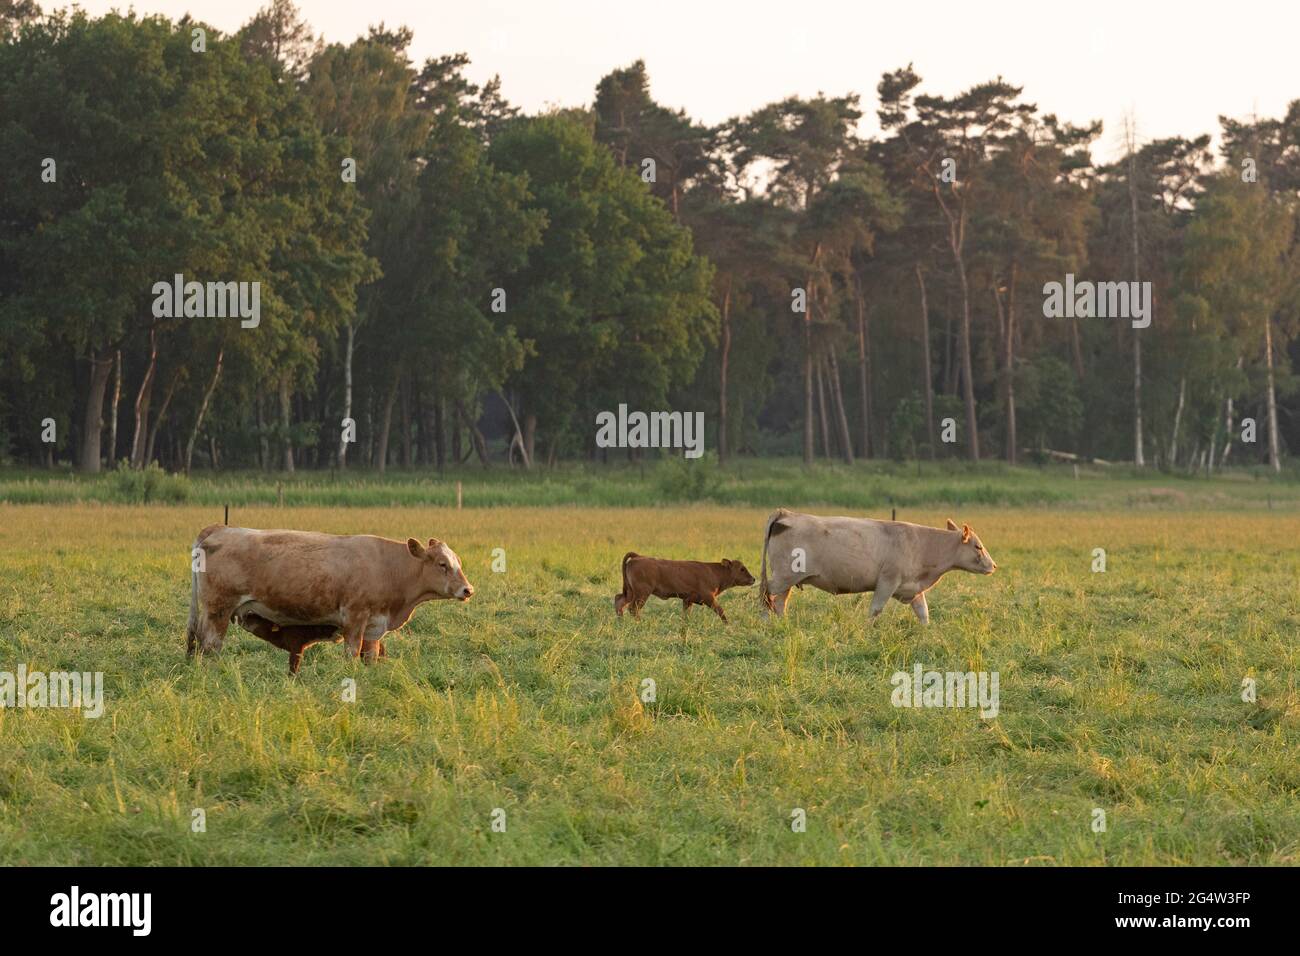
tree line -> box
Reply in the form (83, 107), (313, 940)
(2, 0), (1297, 474)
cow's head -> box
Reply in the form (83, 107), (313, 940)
(721, 558), (756, 587)
(407, 537), (475, 600)
(945, 519), (997, 575)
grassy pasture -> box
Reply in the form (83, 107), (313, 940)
(0, 502), (1297, 865)
(2, 457), (1298, 509)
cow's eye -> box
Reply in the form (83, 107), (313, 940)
(439, 561), (448, 570)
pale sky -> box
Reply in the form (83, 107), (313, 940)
(69, 0), (1298, 161)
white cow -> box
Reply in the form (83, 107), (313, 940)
(759, 509), (997, 623)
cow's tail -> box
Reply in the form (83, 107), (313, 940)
(186, 526), (217, 656)
(760, 510), (783, 611)
(186, 548), (201, 656)
(619, 551), (638, 600)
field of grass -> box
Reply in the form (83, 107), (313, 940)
(3, 457), (1299, 510)
(1, 499), (1297, 865)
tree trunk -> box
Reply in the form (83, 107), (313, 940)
(130, 329), (159, 468)
(79, 351), (114, 473)
(256, 395), (269, 471)
(1220, 356), (1242, 468)
(185, 346), (223, 475)
(1169, 377), (1186, 466)
(934, 185), (979, 460)
(452, 400), (463, 463)
(338, 320), (354, 468)
(854, 271), (872, 458)
(996, 263), (1018, 465)
(1128, 136), (1145, 468)
(399, 378), (412, 467)
(802, 268), (816, 467)
(107, 350), (122, 467)
(718, 279), (732, 464)
(1070, 317), (1085, 380)
(814, 350), (832, 459)
(1264, 313), (1281, 472)
(459, 399), (490, 466)
(827, 344), (854, 465)
(279, 375), (294, 472)
(942, 296), (955, 396)
(145, 369), (180, 466)
(803, 315), (814, 465)
(434, 396), (446, 472)
(954, 253), (979, 461)
(523, 413), (537, 466)
(498, 391), (532, 469)
(915, 264), (936, 456)
(375, 372), (399, 474)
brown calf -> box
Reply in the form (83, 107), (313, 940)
(614, 552), (756, 623)
(233, 611), (387, 675)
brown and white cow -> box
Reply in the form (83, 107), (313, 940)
(186, 526), (473, 673)
(759, 509), (996, 623)
(615, 552), (756, 623)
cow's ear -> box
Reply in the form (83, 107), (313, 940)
(961, 524), (972, 544)
(407, 538), (425, 558)
(428, 537), (442, 550)
(946, 518), (959, 531)
(722, 558), (733, 568)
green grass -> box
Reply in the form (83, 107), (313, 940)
(2, 457), (1299, 510)
(1, 504), (1297, 865)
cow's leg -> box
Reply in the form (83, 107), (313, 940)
(909, 593), (930, 625)
(868, 575), (901, 619)
(706, 594), (728, 623)
(614, 593), (626, 617)
(340, 610), (368, 660)
(764, 587), (792, 618)
(360, 617), (388, 664)
(196, 602), (235, 655)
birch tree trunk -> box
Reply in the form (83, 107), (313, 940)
(854, 272), (872, 458)
(915, 264), (936, 456)
(107, 350), (122, 467)
(185, 346), (223, 475)
(337, 320), (354, 468)
(145, 370), (180, 466)
(130, 329), (158, 468)
(802, 266), (817, 466)
(1127, 127), (1146, 467)
(1264, 313), (1281, 472)
(1169, 377), (1185, 465)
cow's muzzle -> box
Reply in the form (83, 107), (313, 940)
(457, 584), (475, 601)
